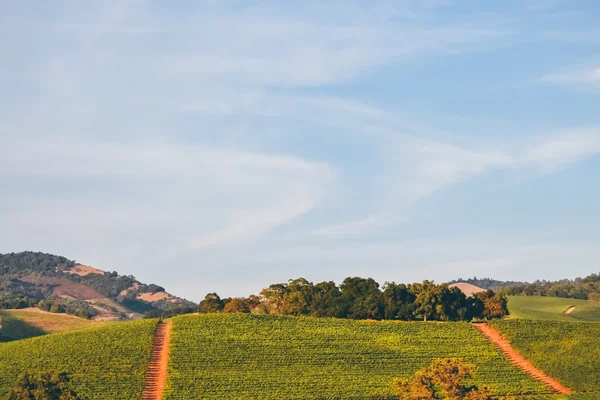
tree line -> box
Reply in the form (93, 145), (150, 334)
(197, 277), (508, 321)
(452, 273), (600, 301)
(499, 273), (600, 301)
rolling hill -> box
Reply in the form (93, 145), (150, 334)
(507, 296), (600, 322)
(0, 319), (157, 399)
(491, 319), (600, 395)
(2, 251), (599, 399)
(0, 304), (599, 399)
(0, 252), (195, 322)
(0, 308), (106, 341)
(0, 314), (556, 399)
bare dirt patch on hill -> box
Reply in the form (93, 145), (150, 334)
(19, 275), (104, 299)
(65, 264), (104, 276)
(449, 282), (486, 297)
(139, 292), (170, 302)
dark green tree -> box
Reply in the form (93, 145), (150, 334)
(412, 281), (470, 321)
(282, 278), (316, 316)
(382, 282), (415, 320)
(198, 293), (224, 313)
(37, 300), (53, 312)
(311, 281), (346, 318)
(340, 277), (384, 319)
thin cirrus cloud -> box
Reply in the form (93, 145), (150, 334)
(542, 65), (600, 90)
(0, 139), (335, 253)
(313, 128), (600, 239)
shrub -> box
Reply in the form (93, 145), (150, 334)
(393, 358), (493, 400)
(6, 370), (81, 400)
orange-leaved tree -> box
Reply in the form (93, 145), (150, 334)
(392, 358), (494, 400)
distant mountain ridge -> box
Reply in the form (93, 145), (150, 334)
(0, 251), (195, 320)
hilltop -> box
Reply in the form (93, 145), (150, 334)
(448, 282), (486, 297)
(507, 295), (600, 322)
(0, 252), (195, 321)
(449, 277), (526, 291)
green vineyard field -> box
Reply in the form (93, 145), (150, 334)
(491, 319), (600, 395)
(0, 319), (158, 399)
(164, 313), (549, 399)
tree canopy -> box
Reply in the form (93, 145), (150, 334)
(393, 358), (493, 400)
(6, 371), (81, 400)
(199, 277), (509, 322)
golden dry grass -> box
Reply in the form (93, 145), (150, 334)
(5, 309), (109, 333)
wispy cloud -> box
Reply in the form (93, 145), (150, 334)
(166, 23), (511, 88)
(525, 129), (600, 169)
(0, 139), (335, 258)
(313, 126), (600, 239)
(542, 65), (600, 90)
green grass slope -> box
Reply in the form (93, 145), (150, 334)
(507, 296), (600, 321)
(164, 314), (548, 400)
(491, 319), (600, 395)
(0, 319), (157, 399)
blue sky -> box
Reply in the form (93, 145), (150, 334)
(1, 1), (599, 301)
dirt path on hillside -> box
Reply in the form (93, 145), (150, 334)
(473, 324), (571, 395)
(142, 321), (172, 400)
(564, 306), (576, 314)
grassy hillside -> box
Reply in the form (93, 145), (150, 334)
(0, 310), (46, 341)
(491, 319), (600, 395)
(508, 296), (600, 321)
(164, 314), (548, 399)
(0, 319), (157, 399)
(0, 309), (108, 342)
(4, 309), (106, 334)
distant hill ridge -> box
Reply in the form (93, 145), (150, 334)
(0, 251), (195, 320)
(450, 273), (600, 301)
(448, 277), (526, 291)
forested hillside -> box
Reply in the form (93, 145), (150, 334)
(0, 252), (195, 321)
